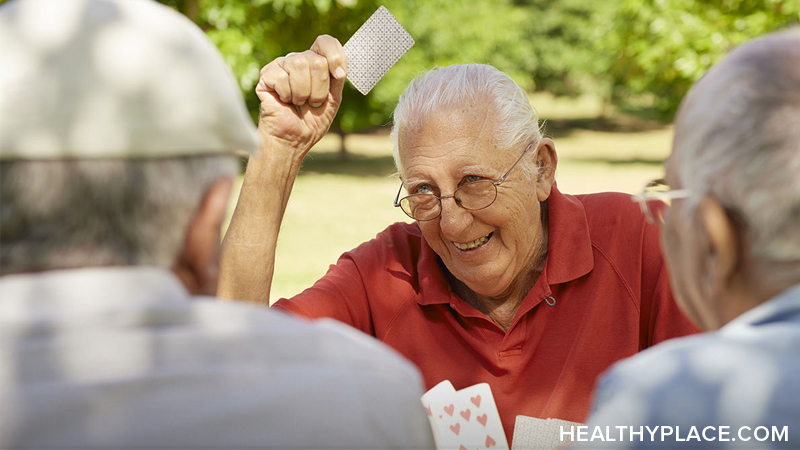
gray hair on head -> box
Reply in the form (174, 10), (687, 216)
(671, 27), (800, 284)
(0, 155), (238, 275)
(390, 64), (544, 178)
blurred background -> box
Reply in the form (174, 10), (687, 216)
(155, 0), (799, 302)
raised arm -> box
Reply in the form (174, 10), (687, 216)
(218, 35), (347, 304)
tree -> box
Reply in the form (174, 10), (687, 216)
(600, 0), (800, 119)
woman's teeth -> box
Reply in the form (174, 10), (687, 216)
(453, 233), (491, 251)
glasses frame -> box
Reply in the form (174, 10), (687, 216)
(631, 178), (690, 225)
(394, 142), (535, 221)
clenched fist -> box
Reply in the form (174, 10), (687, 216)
(256, 35), (348, 155)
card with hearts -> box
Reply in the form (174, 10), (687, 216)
(421, 380), (456, 448)
(426, 383), (508, 450)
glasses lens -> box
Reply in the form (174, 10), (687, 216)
(400, 194), (441, 221)
(455, 181), (498, 210)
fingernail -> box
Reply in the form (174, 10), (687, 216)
(334, 67), (346, 79)
(309, 102), (323, 108)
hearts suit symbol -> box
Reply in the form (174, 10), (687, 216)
(459, 446), (468, 450)
(444, 404), (455, 416)
(477, 414), (488, 426)
(450, 423), (461, 435)
(460, 409), (471, 421)
(470, 395), (482, 407)
(425, 406), (432, 416)
(485, 435), (496, 447)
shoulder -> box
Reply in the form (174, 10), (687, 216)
(191, 296), (423, 385)
(573, 191), (649, 236)
(590, 330), (796, 428)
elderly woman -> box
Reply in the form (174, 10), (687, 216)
(220, 36), (698, 442)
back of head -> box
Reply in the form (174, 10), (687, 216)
(671, 28), (800, 285)
(390, 64), (543, 175)
(0, 0), (258, 275)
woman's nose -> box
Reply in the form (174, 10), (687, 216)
(438, 197), (472, 240)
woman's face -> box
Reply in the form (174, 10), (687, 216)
(398, 104), (554, 298)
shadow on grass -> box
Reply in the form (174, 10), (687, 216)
(299, 151), (398, 178)
(564, 156), (666, 166)
(542, 116), (668, 138)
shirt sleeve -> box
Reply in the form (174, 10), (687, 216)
(639, 220), (700, 348)
(272, 252), (375, 336)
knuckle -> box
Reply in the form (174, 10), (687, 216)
(284, 56), (308, 72)
(310, 57), (328, 73)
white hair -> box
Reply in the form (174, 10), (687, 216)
(390, 64), (544, 177)
(672, 28), (800, 283)
(0, 155), (238, 275)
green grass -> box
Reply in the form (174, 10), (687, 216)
(224, 95), (675, 303)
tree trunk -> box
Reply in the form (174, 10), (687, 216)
(335, 125), (348, 161)
(183, 0), (199, 23)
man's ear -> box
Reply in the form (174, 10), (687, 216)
(535, 137), (558, 201)
(172, 176), (234, 296)
(698, 196), (740, 296)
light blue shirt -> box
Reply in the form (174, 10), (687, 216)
(577, 284), (800, 449)
(0, 267), (435, 449)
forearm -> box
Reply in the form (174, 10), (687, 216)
(218, 138), (305, 304)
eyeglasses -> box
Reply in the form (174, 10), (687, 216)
(394, 143), (534, 221)
(631, 178), (690, 226)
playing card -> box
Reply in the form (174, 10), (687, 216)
(422, 380), (456, 448)
(342, 5), (414, 95)
(511, 416), (581, 450)
(430, 383), (509, 450)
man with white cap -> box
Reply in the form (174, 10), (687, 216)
(575, 29), (800, 448)
(0, 0), (434, 448)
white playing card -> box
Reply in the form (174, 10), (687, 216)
(422, 381), (456, 448)
(342, 5), (414, 95)
(430, 383), (508, 450)
(511, 416), (582, 450)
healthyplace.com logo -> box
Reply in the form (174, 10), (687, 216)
(561, 426), (789, 443)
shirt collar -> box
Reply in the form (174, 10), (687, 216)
(0, 266), (192, 327)
(415, 183), (594, 305)
(722, 283), (800, 331)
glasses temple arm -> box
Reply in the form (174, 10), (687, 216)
(498, 143), (534, 184)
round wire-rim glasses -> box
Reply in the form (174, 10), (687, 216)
(631, 178), (690, 226)
(393, 143), (534, 221)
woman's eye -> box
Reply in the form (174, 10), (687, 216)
(465, 175), (482, 183)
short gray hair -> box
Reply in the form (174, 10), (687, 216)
(0, 155), (238, 275)
(390, 64), (543, 176)
(672, 28), (800, 283)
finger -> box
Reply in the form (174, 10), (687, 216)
(310, 35), (347, 79)
(281, 52), (312, 106)
(310, 35), (346, 105)
(307, 53), (330, 108)
(256, 57), (291, 104)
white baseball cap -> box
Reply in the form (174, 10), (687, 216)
(0, 0), (259, 160)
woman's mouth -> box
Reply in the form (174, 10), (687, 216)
(452, 232), (493, 251)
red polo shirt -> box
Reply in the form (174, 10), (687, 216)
(273, 185), (698, 443)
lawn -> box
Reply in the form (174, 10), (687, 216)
(225, 93), (675, 303)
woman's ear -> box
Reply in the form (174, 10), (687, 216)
(535, 138), (558, 201)
(172, 176), (234, 296)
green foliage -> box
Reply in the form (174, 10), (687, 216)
(601, 0), (800, 119)
(157, 0), (800, 132)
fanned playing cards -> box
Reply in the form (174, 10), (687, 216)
(422, 381), (509, 450)
(343, 6), (414, 95)
(421, 381), (583, 450)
